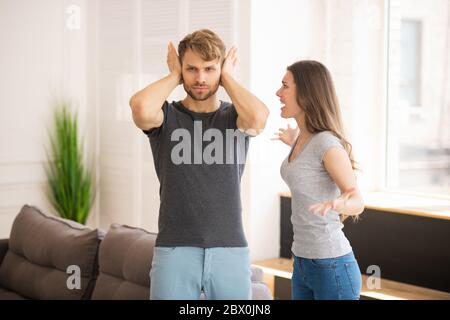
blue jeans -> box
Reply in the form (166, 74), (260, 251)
(291, 251), (362, 300)
(150, 246), (252, 300)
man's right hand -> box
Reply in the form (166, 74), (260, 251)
(167, 42), (182, 84)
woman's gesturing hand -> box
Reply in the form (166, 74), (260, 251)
(272, 124), (299, 147)
(309, 188), (357, 217)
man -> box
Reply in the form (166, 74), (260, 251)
(129, 29), (269, 300)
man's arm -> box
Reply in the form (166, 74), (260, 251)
(220, 47), (269, 136)
(129, 42), (181, 130)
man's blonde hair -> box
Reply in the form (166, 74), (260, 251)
(178, 29), (226, 63)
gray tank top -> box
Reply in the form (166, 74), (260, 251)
(280, 131), (352, 259)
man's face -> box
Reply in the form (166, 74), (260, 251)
(181, 49), (221, 101)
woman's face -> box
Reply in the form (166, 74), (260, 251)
(276, 71), (303, 119)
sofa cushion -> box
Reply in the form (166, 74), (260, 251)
(0, 286), (28, 300)
(0, 205), (103, 299)
(91, 224), (155, 300)
(0, 239), (8, 266)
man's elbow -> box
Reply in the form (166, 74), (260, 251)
(129, 94), (142, 112)
(251, 107), (270, 132)
(129, 97), (144, 122)
(129, 98), (154, 129)
(129, 96), (150, 120)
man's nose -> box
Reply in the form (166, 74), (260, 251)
(196, 71), (206, 84)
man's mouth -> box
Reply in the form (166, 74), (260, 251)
(193, 86), (208, 91)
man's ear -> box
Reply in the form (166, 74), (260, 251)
(179, 59), (184, 85)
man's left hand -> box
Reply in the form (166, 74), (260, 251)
(221, 46), (238, 85)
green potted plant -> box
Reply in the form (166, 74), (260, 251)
(44, 101), (95, 224)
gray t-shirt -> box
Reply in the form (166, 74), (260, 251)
(142, 100), (250, 248)
(280, 131), (352, 259)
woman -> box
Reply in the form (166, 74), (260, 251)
(273, 60), (364, 300)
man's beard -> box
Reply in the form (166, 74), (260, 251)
(184, 83), (220, 101)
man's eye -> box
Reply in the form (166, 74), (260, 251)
(206, 67), (215, 71)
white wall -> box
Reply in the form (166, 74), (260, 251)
(245, 0), (326, 262)
(327, 0), (387, 192)
(0, 0), (97, 238)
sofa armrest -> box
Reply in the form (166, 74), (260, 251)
(251, 266), (273, 300)
(251, 282), (273, 300)
(251, 266), (264, 282)
(0, 239), (9, 266)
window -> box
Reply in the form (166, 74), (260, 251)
(386, 0), (450, 197)
(400, 20), (421, 107)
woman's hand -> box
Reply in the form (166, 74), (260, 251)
(272, 124), (299, 147)
(309, 188), (356, 216)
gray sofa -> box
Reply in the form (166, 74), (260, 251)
(0, 205), (272, 300)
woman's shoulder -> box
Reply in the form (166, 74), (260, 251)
(311, 131), (344, 160)
(314, 131), (342, 145)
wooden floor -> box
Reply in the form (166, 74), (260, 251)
(252, 258), (450, 300)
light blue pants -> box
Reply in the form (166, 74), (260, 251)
(149, 246), (252, 300)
